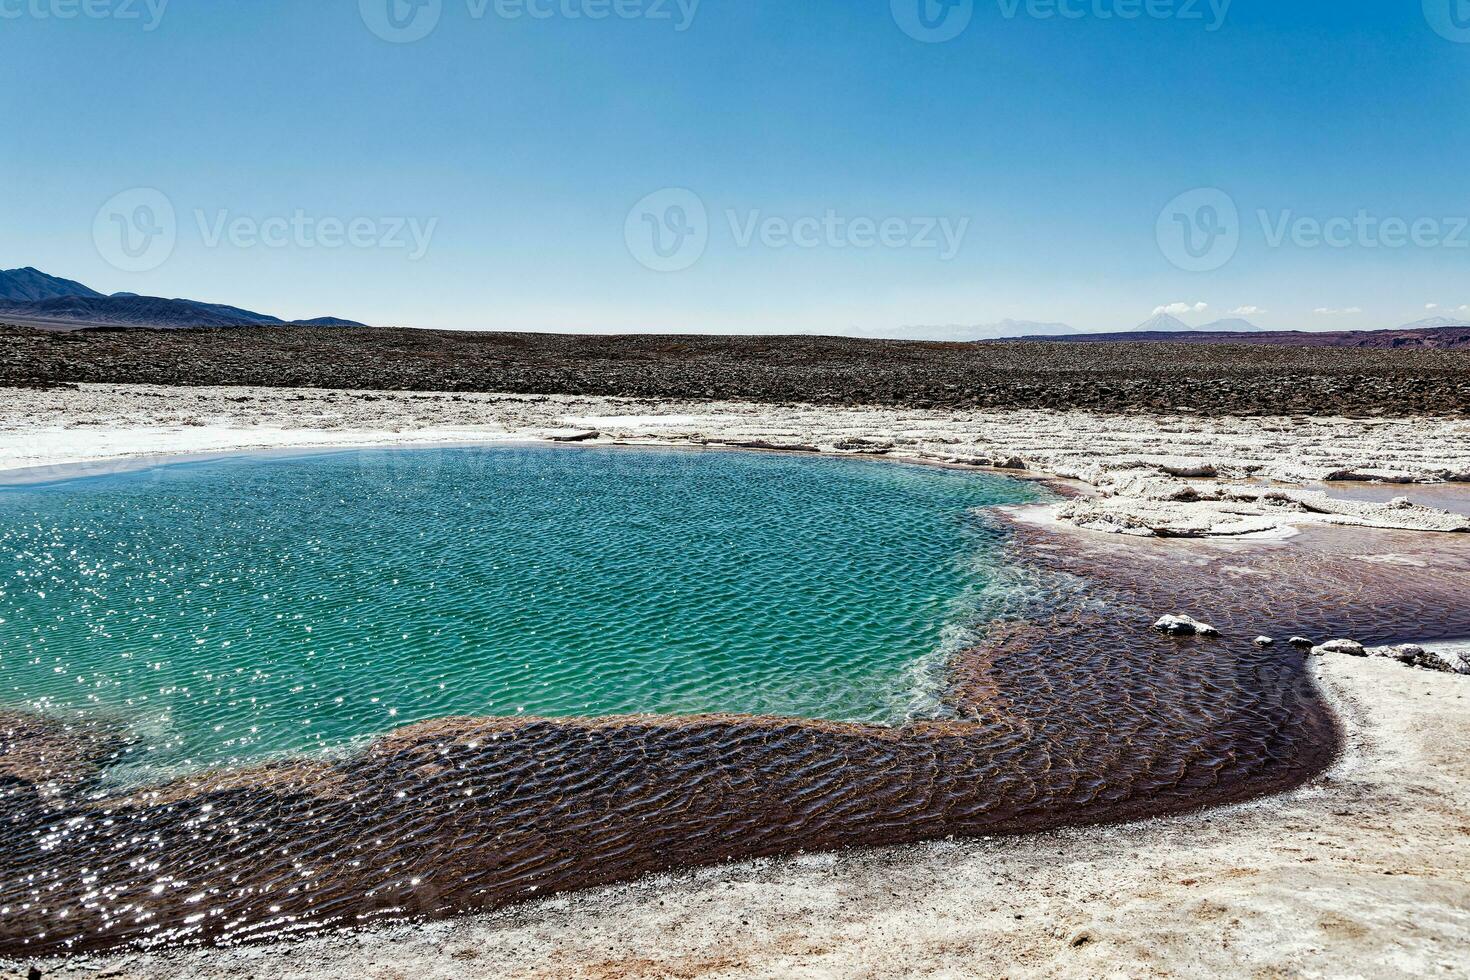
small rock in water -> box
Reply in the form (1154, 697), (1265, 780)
(1288, 636), (1315, 648)
(1254, 636), (1275, 647)
(1153, 614), (1220, 637)
(1311, 639), (1366, 658)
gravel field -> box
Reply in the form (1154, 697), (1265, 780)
(5, 325), (1470, 417)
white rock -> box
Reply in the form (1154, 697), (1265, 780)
(1369, 644), (1425, 662)
(1153, 614), (1220, 638)
(1311, 639), (1366, 658)
(1254, 636), (1275, 647)
(1288, 636), (1314, 648)
(1369, 644), (1470, 675)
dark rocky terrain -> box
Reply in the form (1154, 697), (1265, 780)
(4, 324), (1469, 417)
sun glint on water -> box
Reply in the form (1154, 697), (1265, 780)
(0, 445), (1040, 783)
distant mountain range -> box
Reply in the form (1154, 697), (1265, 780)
(1194, 317), (1266, 332)
(1008, 311), (1468, 345)
(858, 319), (1078, 341)
(993, 312), (1273, 339)
(1130, 312), (1194, 333)
(0, 267), (366, 329)
(1398, 315), (1470, 331)
(1017, 324), (1470, 350)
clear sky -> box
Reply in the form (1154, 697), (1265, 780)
(2, 0), (1468, 335)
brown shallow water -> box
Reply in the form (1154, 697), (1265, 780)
(3, 516), (1468, 959)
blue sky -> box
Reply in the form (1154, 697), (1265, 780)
(2, 0), (1468, 335)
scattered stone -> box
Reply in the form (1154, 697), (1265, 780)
(1254, 636), (1275, 647)
(1368, 644), (1470, 675)
(1311, 639), (1366, 658)
(1153, 614), (1220, 637)
(547, 430), (600, 443)
(1288, 636), (1315, 648)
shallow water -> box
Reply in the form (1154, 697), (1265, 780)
(12, 452), (1467, 957)
(0, 445), (1040, 783)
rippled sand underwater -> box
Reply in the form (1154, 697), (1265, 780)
(4, 447), (1466, 956)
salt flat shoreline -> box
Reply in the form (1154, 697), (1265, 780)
(2, 382), (1469, 978)
(3, 383), (1470, 537)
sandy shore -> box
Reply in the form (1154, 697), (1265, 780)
(2, 383), (1469, 977)
(4, 384), (1470, 536)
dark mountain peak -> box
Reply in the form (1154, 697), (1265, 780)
(0, 267), (106, 303)
(1133, 312), (1193, 333)
(293, 316), (368, 327)
(0, 267), (368, 330)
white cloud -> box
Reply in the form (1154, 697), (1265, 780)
(1230, 306), (1266, 316)
(1426, 303), (1440, 310)
(1314, 307), (1363, 316)
(1153, 302), (1208, 316)
(1459, 305), (1470, 313)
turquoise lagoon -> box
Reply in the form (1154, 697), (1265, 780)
(0, 445), (1041, 783)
